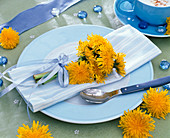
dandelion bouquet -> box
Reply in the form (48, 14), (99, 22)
(7, 25), (161, 112)
(34, 34), (126, 85)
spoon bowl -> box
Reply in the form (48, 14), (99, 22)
(80, 89), (119, 103)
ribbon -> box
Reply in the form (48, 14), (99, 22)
(0, 0), (82, 34)
(0, 53), (69, 122)
(0, 53), (69, 97)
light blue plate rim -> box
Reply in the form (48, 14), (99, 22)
(17, 25), (153, 124)
(113, 0), (170, 38)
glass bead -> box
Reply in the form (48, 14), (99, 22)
(93, 5), (102, 13)
(77, 11), (87, 19)
(119, 1), (133, 12)
(156, 26), (166, 33)
(0, 56), (8, 65)
(138, 21), (148, 29)
(163, 83), (170, 90)
(51, 8), (59, 17)
(0, 79), (3, 87)
(160, 60), (170, 70)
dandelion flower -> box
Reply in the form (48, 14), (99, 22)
(89, 60), (106, 83)
(166, 17), (170, 24)
(114, 53), (126, 77)
(65, 61), (93, 84)
(77, 40), (91, 58)
(69, 34), (126, 84)
(17, 120), (53, 138)
(97, 44), (116, 75)
(142, 88), (170, 119)
(165, 17), (170, 35)
(76, 33), (118, 84)
(87, 34), (108, 50)
(0, 27), (19, 49)
(118, 107), (155, 138)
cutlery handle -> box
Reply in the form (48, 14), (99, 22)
(121, 76), (170, 94)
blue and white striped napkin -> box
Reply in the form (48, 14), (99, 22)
(9, 25), (161, 112)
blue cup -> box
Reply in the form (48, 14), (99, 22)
(116, 0), (170, 25)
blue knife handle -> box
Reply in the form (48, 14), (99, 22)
(121, 76), (170, 94)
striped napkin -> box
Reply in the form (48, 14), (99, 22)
(9, 25), (161, 112)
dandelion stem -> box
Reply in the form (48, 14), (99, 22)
(33, 72), (57, 84)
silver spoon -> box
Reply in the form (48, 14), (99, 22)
(80, 76), (170, 103)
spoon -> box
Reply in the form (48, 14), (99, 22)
(80, 76), (170, 103)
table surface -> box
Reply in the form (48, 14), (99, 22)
(0, 0), (170, 137)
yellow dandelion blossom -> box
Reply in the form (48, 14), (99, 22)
(89, 60), (106, 83)
(77, 40), (90, 57)
(114, 53), (126, 77)
(165, 25), (170, 35)
(166, 17), (170, 24)
(165, 17), (170, 35)
(17, 120), (53, 138)
(74, 33), (126, 84)
(97, 44), (116, 75)
(83, 47), (95, 61)
(118, 107), (155, 138)
(0, 27), (19, 49)
(65, 61), (93, 84)
(142, 88), (170, 119)
(87, 34), (108, 50)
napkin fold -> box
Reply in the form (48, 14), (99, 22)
(8, 25), (161, 112)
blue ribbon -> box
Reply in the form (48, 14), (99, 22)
(0, 53), (69, 122)
(0, 0), (82, 34)
(0, 0), (81, 122)
(0, 54), (69, 96)
(0, 53), (69, 121)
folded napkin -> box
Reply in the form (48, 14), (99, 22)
(8, 25), (161, 112)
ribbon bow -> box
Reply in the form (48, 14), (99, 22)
(0, 53), (69, 97)
(0, 54), (70, 122)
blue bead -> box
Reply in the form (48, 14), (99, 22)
(160, 60), (170, 70)
(0, 79), (3, 87)
(156, 26), (166, 33)
(163, 83), (170, 90)
(138, 21), (148, 29)
(93, 5), (102, 13)
(0, 56), (8, 65)
(119, 1), (133, 12)
(51, 8), (59, 17)
(77, 11), (87, 19)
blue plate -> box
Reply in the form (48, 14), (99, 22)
(114, 0), (170, 37)
(17, 25), (153, 124)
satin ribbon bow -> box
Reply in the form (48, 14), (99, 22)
(0, 53), (69, 98)
(0, 54), (69, 122)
